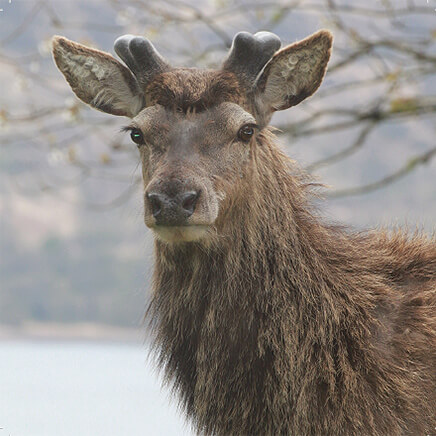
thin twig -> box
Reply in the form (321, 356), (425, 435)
(328, 147), (436, 198)
(306, 122), (377, 172)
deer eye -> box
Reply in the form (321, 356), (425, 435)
(238, 124), (256, 142)
(130, 128), (144, 146)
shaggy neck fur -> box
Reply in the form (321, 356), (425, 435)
(147, 131), (435, 436)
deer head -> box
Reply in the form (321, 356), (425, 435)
(52, 30), (332, 243)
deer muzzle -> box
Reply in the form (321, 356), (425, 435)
(144, 177), (218, 243)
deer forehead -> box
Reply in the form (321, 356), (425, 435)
(145, 68), (245, 110)
(133, 102), (256, 137)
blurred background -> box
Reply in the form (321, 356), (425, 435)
(0, 0), (435, 435)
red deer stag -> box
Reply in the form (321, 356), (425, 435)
(52, 30), (435, 436)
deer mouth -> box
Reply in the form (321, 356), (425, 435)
(149, 224), (211, 243)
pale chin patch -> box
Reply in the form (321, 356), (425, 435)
(151, 225), (210, 243)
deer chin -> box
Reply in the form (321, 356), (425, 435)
(150, 225), (211, 243)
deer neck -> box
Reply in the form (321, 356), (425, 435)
(149, 132), (357, 348)
(147, 133), (378, 432)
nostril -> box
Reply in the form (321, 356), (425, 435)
(181, 191), (199, 216)
(147, 193), (163, 218)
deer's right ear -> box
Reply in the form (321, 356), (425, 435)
(52, 36), (145, 118)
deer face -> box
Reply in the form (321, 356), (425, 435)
(52, 31), (332, 243)
(125, 69), (260, 242)
(131, 102), (257, 242)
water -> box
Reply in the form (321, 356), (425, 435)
(0, 341), (194, 436)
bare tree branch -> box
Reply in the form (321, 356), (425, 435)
(306, 121), (377, 172)
(328, 147), (436, 198)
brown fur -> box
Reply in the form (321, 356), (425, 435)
(147, 130), (435, 435)
(146, 69), (244, 112)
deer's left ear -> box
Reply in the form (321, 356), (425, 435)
(255, 30), (332, 112)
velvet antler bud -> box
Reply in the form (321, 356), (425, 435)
(222, 31), (281, 87)
(114, 35), (170, 88)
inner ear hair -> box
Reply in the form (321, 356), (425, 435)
(52, 36), (144, 117)
(256, 30), (333, 112)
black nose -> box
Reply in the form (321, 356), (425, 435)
(146, 190), (200, 226)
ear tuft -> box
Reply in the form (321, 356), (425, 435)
(256, 30), (333, 113)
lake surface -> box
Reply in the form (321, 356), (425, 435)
(0, 341), (194, 436)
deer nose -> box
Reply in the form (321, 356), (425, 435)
(146, 190), (200, 225)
